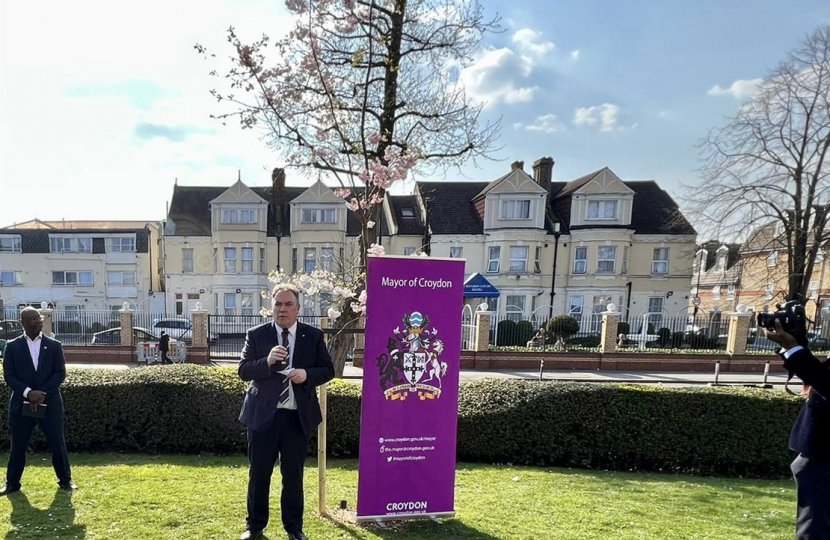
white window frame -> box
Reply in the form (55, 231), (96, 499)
(810, 281), (819, 300)
(107, 271), (136, 286)
(586, 200), (618, 220)
(0, 236), (21, 253)
(241, 293), (254, 315)
(764, 283), (774, 300)
(301, 208), (336, 224)
(596, 246), (616, 274)
(404, 247), (416, 256)
(224, 293), (236, 315)
(52, 270), (94, 286)
(712, 285), (721, 300)
(450, 246), (463, 259)
(320, 247), (334, 271)
(487, 246), (501, 274)
(0, 271), (22, 285)
(727, 284), (736, 300)
(508, 246), (529, 273)
(569, 296), (584, 318)
(717, 254), (727, 271)
(108, 237), (136, 253)
(241, 247), (254, 274)
(622, 245), (629, 274)
(50, 236), (92, 254)
(504, 295), (525, 321)
(182, 248), (194, 274)
(767, 251), (778, 267)
(221, 209), (257, 224)
(259, 247), (266, 273)
(573, 246), (587, 274)
(533, 246), (542, 274)
(304, 247), (317, 272)
(224, 247), (236, 273)
(499, 199), (532, 220)
(652, 247), (669, 274)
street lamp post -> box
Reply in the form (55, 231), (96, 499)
(548, 221), (561, 321)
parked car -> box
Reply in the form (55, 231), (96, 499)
(91, 327), (169, 345)
(151, 318), (218, 344)
(0, 320), (24, 341)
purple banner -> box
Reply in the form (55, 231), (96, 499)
(356, 256), (465, 521)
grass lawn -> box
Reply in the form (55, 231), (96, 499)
(0, 453), (795, 540)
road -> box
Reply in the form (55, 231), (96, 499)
(68, 359), (797, 390)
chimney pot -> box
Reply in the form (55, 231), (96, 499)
(511, 160), (524, 171)
(532, 156), (555, 193)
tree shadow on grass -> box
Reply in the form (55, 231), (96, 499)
(321, 511), (506, 540)
(5, 489), (86, 540)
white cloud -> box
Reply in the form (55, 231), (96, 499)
(573, 103), (621, 132)
(458, 47), (538, 108)
(512, 28), (555, 56)
(525, 114), (564, 133)
(707, 78), (763, 99)
(0, 0), (300, 225)
(570, 50), (580, 60)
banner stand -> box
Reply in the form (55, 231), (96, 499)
(355, 256), (465, 523)
(355, 511), (455, 524)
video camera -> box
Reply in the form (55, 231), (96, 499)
(757, 299), (809, 347)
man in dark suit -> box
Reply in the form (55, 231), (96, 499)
(238, 284), (334, 540)
(765, 319), (830, 539)
(1, 307), (76, 496)
(159, 331), (171, 365)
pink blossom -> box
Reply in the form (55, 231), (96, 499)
(367, 243), (386, 257)
(367, 220), (376, 229)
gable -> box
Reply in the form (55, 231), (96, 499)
(480, 168), (547, 196)
(573, 168), (634, 196)
(209, 179), (267, 205)
(290, 180), (344, 205)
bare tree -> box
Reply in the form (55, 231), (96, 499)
(197, 0), (501, 375)
(685, 25), (830, 302)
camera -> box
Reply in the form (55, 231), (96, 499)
(757, 299), (808, 345)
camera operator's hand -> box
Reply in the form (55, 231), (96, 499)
(764, 319), (800, 350)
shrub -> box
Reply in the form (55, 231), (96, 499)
(496, 320), (518, 346)
(546, 315), (580, 342)
(0, 367), (804, 477)
(616, 322), (630, 335)
(54, 321), (82, 334)
(568, 335), (601, 348)
(516, 320), (534, 346)
(671, 332), (685, 348)
(657, 327), (672, 346)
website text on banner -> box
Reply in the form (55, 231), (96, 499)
(356, 256), (465, 522)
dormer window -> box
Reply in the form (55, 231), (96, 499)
(587, 200), (617, 220)
(301, 209), (336, 224)
(717, 254), (727, 271)
(500, 200), (531, 220)
(222, 209), (257, 224)
(401, 208), (415, 219)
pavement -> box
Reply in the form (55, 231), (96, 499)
(65, 360), (796, 389)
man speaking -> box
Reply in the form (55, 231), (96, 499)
(765, 318), (830, 539)
(238, 284), (334, 540)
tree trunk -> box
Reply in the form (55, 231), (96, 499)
(328, 309), (361, 377)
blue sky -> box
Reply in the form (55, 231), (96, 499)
(1, 0), (828, 226)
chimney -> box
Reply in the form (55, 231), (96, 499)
(532, 157), (554, 192)
(510, 160), (524, 172)
(272, 167), (286, 236)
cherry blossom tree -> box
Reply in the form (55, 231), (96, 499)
(199, 0), (500, 375)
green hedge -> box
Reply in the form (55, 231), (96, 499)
(0, 366), (804, 477)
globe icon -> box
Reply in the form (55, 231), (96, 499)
(409, 312), (423, 326)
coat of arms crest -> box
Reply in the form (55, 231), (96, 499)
(375, 311), (447, 401)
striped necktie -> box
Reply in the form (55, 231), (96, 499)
(279, 328), (291, 405)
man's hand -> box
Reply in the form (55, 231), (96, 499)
(28, 390), (46, 408)
(287, 368), (307, 384)
(267, 345), (288, 367)
(764, 319), (800, 350)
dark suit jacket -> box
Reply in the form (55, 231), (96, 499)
(3, 334), (67, 418)
(783, 348), (830, 459)
(238, 321), (334, 435)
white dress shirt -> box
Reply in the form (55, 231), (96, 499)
(275, 322), (298, 410)
(23, 333), (43, 398)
